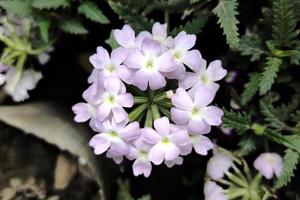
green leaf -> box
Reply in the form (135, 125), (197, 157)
(171, 15), (208, 36)
(105, 31), (119, 50)
(237, 35), (264, 61)
(59, 19), (88, 35)
(32, 0), (69, 9)
(259, 57), (282, 95)
(272, 0), (298, 48)
(275, 149), (299, 188)
(145, 109), (153, 128)
(212, 0), (239, 48)
(0, 0), (32, 17)
(151, 104), (160, 120)
(237, 136), (256, 156)
(241, 73), (261, 105)
(222, 109), (251, 134)
(38, 18), (50, 43)
(108, 0), (152, 32)
(128, 104), (147, 121)
(78, 1), (110, 24)
(260, 98), (285, 130)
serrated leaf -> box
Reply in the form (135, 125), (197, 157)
(241, 73), (261, 105)
(32, 0), (69, 9)
(222, 109), (251, 134)
(237, 136), (256, 156)
(237, 35), (264, 61)
(108, 0), (152, 32)
(275, 149), (299, 188)
(78, 1), (110, 24)
(212, 0), (240, 48)
(171, 15), (208, 36)
(38, 18), (50, 43)
(0, 0), (32, 17)
(259, 57), (282, 95)
(59, 19), (88, 35)
(260, 98), (285, 130)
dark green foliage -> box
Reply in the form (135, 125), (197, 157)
(0, 0), (32, 17)
(241, 73), (261, 105)
(237, 136), (256, 156)
(260, 98), (285, 130)
(171, 15), (208, 35)
(59, 19), (88, 35)
(78, 1), (110, 24)
(222, 109), (251, 134)
(32, 0), (70, 9)
(237, 35), (264, 62)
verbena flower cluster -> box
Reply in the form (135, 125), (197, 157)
(72, 22), (227, 177)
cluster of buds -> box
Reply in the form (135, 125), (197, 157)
(204, 149), (283, 200)
(0, 15), (51, 102)
(72, 22), (227, 177)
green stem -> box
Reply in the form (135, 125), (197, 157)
(151, 104), (160, 120)
(133, 96), (148, 104)
(145, 109), (153, 127)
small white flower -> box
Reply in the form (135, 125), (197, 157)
(254, 152), (283, 179)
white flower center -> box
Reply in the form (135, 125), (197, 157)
(199, 73), (210, 85)
(104, 63), (116, 75)
(190, 106), (203, 119)
(142, 58), (157, 73)
(173, 50), (183, 62)
(138, 150), (148, 159)
(105, 94), (116, 105)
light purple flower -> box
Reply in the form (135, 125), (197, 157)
(125, 38), (176, 90)
(113, 25), (136, 49)
(93, 77), (133, 122)
(89, 47), (133, 84)
(89, 118), (140, 156)
(127, 138), (153, 177)
(204, 180), (227, 200)
(142, 117), (189, 165)
(206, 152), (233, 180)
(181, 134), (213, 156)
(106, 149), (124, 164)
(254, 152), (283, 179)
(164, 31), (202, 80)
(179, 60), (227, 95)
(151, 22), (173, 48)
(4, 68), (42, 102)
(171, 86), (223, 134)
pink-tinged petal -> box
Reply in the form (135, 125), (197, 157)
(187, 119), (207, 134)
(156, 51), (177, 72)
(180, 143), (193, 155)
(82, 83), (98, 102)
(132, 70), (149, 91)
(141, 127), (161, 144)
(127, 145), (138, 160)
(97, 104), (111, 121)
(133, 159), (152, 177)
(88, 69), (99, 83)
(113, 25), (135, 48)
(163, 63), (186, 80)
(165, 144), (180, 161)
(153, 117), (170, 137)
(152, 22), (167, 39)
(174, 31), (196, 51)
(106, 149), (124, 164)
(207, 153), (233, 180)
(169, 130), (189, 146)
(165, 156), (183, 168)
(182, 50), (203, 72)
(135, 31), (152, 48)
(148, 143), (165, 165)
(203, 106), (224, 126)
(193, 85), (215, 107)
(119, 121), (140, 141)
(116, 65), (134, 84)
(89, 47), (110, 69)
(189, 123), (211, 135)
(110, 139), (129, 155)
(89, 118), (102, 132)
(204, 180), (227, 200)
(171, 108), (190, 124)
(117, 93), (134, 107)
(111, 47), (128, 65)
(208, 82), (220, 95)
(104, 77), (122, 95)
(254, 153), (283, 179)
(172, 88), (193, 110)
(89, 134), (111, 155)
(141, 38), (162, 57)
(178, 72), (198, 89)
(206, 60), (227, 81)
(112, 106), (128, 123)
(125, 49), (144, 69)
(101, 119), (113, 131)
(72, 103), (92, 122)
(149, 72), (166, 90)
(193, 135), (213, 155)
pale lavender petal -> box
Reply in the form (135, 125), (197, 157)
(163, 63), (186, 80)
(182, 50), (203, 72)
(180, 143), (193, 155)
(106, 149), (124, 164)
(117, 93), (134, 107)
(193, 85), (215, 107)
(141, 38), (161, 57)
(141, 128), (161, 144)
(113, 25), (135, 48)
(152, 22), (167, 39)
(97, 104), (111, 121)
(171, 108), (190, 124)
(193, 135), (213, 155)
(89, 134), (111, 155)
(179, 72), (198, 90)
(254, 153), (283, 179)
(187, 119), (207, 134)
(89, 47), (110, 69)
(148, 143), (165, 165)
(206, 60), (227, 81)
(132, 69), (149, 91)
(169, 130), (189, 146)
(110, 139), (129, 155)
(112, 106), (128, 123)
(203, 106), (224, 126)
(104, 77), (122, 95)
(165, 156), (183, 168)
(125, 49), (144, 69)
(156, 51), (177, 72)
(165, 144), (180, 161)
(174, 31), (196, 51)
(111, 47), (128, 65)
(207, 153), (233, 180)
(72, 103), (93, 122)
(172, 88), (193, 110)
(208, 82), (220, 95)
(149, 71), (166, 90)
(116, 65), (134, 84)
(133, 159), (152, 177)
(135, 31), (152, 48)
(119, 121), (140, 141)
(153, 117), (170, 137)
